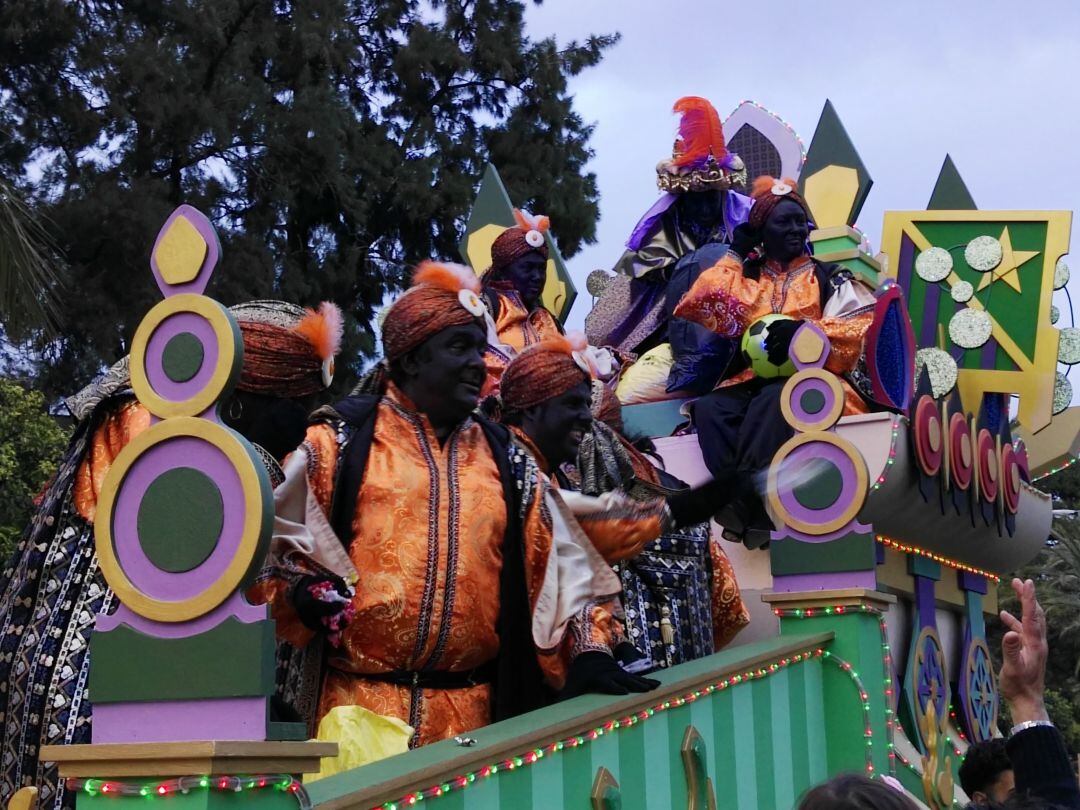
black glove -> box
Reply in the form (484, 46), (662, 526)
(763, 318), (804, 366)
(665, 473), (740, 528)
(292, 574), (352, 633)
(729, 223), (760, 260)
(560, 651), (660, 699)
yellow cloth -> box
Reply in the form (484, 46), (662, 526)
(615, 343), (680, 405)
(304, 706), (414, 782)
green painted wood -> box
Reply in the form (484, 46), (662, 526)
(561, 737), (593, 810)
(267, 721), (307, 741)
(787, 659), (812, 797)
(770, 531), (875, 576)
(617, 715), (646, 809)
(964, 589), (986, 638)
(798, 99), (873, 227)
(811, 234), (859, 253)
(642, 702), (672, 809)
(751, 679), (776, 810)
(666, 705), (690, 810)
(770, 669), (796, 809)
(927, 155), (977, 211)
(590, 731), (621, 786)
(498, 754), (533, 808)
(908, 554), (942, 581)
(712, 682), (738, 810)
(731, 681), (758, 809)
(79, 785), (295, 810)
(804, 659), (829, 783)
(162, 331), (205, 382)
(136, 467), (223, 573)
(792, 462), (844, 510)
(89, 618), (276, 703)
(302, 633), (834, 809)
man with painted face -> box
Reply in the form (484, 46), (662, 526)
(586, 97), (751, 368)
(497, 336), (740, 683)
(674, 176), (876, 546)
(262, 263), (643, 749)
(480, 209), (565, 395)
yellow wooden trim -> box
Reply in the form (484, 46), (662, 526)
(130, 296), (240, 419)
(94, 418), (266, 622)
(768, 432), (869, 535)
(781, 369), (844, 432)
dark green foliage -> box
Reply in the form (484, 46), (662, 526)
(0, 379), (70, 560)
(0, 0), (615, 398)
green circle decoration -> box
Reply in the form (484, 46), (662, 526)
(801, 388), (827, 415)
(792, 462), (844, 510)
(136, 467), (224, 573)
(162, 332), (205, 383)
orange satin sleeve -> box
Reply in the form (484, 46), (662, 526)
(709, 538), (750, 649)
(301, 423), (339, 516)
(575, 502), (666, 564)
(672, 253), (755, 338)
(73, 400), (151, 523)
(818, 312), (873, 375)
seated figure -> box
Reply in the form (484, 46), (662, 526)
(674, 176), (877, 546)
(586, 96), (751, 391)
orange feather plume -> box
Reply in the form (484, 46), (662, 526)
(294, 301), (344, 362)
(671, 96), (726, 168)
(513, 208), (551, 233)
(412, 260), (481, 294)
(751, 175), (799, 200)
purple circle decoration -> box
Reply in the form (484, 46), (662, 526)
(145, 311), (221, 404)
(788, 377), (839, 430)
(768, 433), (868, 538)
(111, 435), (244, 601)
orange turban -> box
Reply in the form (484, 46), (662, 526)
(486, 209), (550, 277)
(382, 261), (486, 363)
(746, 176), (813, 230)
(500, 333), (593, 414)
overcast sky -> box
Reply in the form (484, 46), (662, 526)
(522, 0), (1080, 337)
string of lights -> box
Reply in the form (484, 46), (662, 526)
(65, 776), (309, 810)
(369, 648), (825, 810)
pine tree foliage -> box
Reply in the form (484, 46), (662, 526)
(0, 0), (616, 396)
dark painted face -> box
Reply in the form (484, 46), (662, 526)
(400, 321), (487, 434)
(678, 190), (725, 231)
(500, 251), (547, 310)
(761, 198), (810, 262)
(522, 379), (593, 467)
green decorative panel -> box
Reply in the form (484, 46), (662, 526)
(771, 532), (876, 576)
(89, 618), (276, 703)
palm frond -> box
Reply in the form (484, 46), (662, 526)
(0, 180), (64, 338)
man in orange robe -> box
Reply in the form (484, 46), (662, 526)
(495, 335), (742, 676)
(480, 210), (564, 395)
(674, 176), (876, 546)
(265, 263), (652, 749)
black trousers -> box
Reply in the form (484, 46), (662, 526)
(693, 378), (794, 483)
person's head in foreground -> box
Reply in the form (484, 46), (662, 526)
(381, 261), (489, 438)
(499, 334), (596, 468)
(744, 175), (813, 263)
(797, 773), (918, 810)
(959, 739), (1014, 807)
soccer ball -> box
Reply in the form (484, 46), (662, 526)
(741, 314), (798, 378)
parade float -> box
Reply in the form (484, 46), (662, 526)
(36, 99), (1074, 810)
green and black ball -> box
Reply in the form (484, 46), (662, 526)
(741, 314), (798, 378)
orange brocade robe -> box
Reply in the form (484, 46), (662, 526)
(482, 285), (563, 396)
(673, 253), (874, 413)
(261, 385), (623, 747)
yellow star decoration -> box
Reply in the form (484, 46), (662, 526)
(976, 226), (1040, 293)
